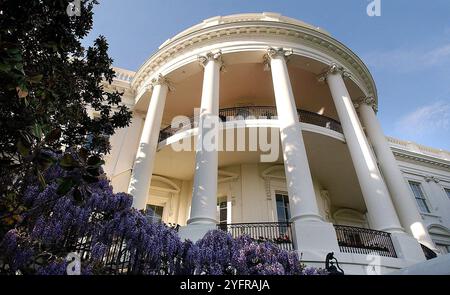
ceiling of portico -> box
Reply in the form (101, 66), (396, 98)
(134, 53), (366, 127)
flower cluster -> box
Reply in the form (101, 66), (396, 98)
(0, 159), (327, 276)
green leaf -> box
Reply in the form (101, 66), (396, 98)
(87, 155), (103, 167)
(27, 74), (43, 84)
(36, 169), (46, 188)
(57, 177), (74, 196)
(59, 153), (78, 169)
(37, 151), (55, 170)
(31, 123), (43, 139)
(17, 139), (31, 157)
(0, 63), (11, 72)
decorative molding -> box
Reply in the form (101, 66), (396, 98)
(261, 165), (286, 180)
(319, 190), (332, 222)
(333, 208), (368, 228)
(317, 63), (351, 83)
(218, 169), (239, 183)
(353, 96), (378, 113)
(197, 50), (224, 71)
(149, 74), (174, 92)
(130, 22), (377, 98)
(150, 175), (181, 193)
(262, 47), (294, 70)
(264, 178), (272, 201)
(392, 148), (450, 170)
(424, 175), (441, 183)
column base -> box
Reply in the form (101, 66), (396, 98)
(391, 232), (426, 264)
(292, 221), (340, 260)
(177, 223), (217, 242)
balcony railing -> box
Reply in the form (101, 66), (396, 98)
(217, 222), (294, 251)
(159, 106), (343, 142)
(334, 225), (397, 258)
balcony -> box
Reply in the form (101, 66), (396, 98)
(159, 106), (343, 142)
(217, 222), (294, 251)
(217, 222), (397, 258)
(334, 225), (397, 258)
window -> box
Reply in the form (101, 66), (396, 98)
(217, 197), (228, 231)
(445, 188), (450, 200)
(275, 193), (290, 223)
(408, 181), (430, 213)
(435, 243), (450, 255)
(145, 204), (164, 224)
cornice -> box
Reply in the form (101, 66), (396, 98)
(131, 21), (377, 103)
(391, 147), (450, 170)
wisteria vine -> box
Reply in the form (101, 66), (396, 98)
(0, 158), (327, 275)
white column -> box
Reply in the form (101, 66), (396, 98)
(187, 51), (222, 225)
(128, 74), (170, 210)
(325, 64), (403, 233)
(265, 49), (340, 256)
(357, 98), (436, 249)
(266, 48), (322, 222)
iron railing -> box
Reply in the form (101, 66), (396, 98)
(217, 222), (294, 251)
(64, 222), (182, 275)
(334, 225), (397, 258)
(159, 106), (343, 142)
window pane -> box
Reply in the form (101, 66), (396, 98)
(145, 205), (164, 223)
(277, 205), (286, 222)
(220, 207), (227, 222)
(275, 194), (290, 223)
(417, 199), (430, 213)
(409, 181), (430, 213)
(445, 188), (450, 199)
(217, 197), (227, 224)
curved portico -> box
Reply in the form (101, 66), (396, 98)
(102, 13), (444, 274)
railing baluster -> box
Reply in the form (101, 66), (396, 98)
(216, 222), (295, 251)
(334, 225), (396, 258)
(158, 106), (343, 142)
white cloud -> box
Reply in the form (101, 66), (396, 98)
(395, 101), (450, 137)
(362, 44), (450, 72)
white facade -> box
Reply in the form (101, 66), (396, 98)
(99, 13), (450, 274)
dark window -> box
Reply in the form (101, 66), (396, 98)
(276, 193), (290, 223)
(409, 181), (430, 213)
(145, 204), (164, 223)
(445, 188), (450, 200)
(217, 197), (228, 231)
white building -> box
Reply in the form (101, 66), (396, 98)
(100, 13), (450, 274)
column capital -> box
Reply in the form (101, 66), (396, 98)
(354, 96), (378, 113)
(150, 74), (174, 91)
(263, 47), (293, 70)
(317, 63), (351, 83)
(198, 50), (224, 70)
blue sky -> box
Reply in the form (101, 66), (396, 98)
(83, 0), (450, 150)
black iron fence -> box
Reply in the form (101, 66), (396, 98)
(334, 225), (397, 258)
(65, 222), (182, 275)
(217, 222), (294, 251)
(159, 106), (343, 142)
